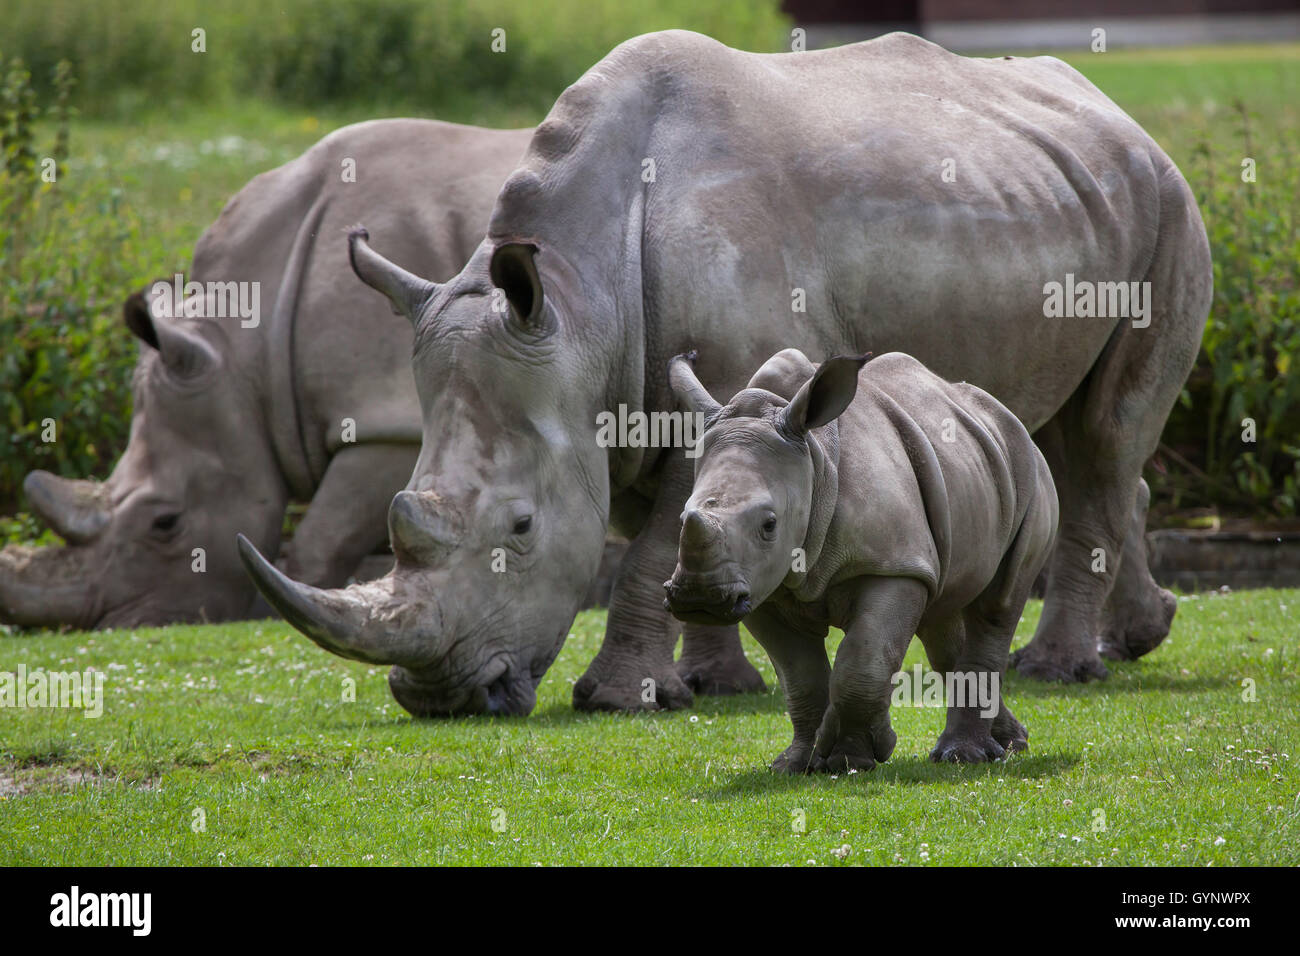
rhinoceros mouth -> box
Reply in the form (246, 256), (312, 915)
(662, 576), (753, 624)
(390, 663), (540, 718)
(0, 542), (104, 630)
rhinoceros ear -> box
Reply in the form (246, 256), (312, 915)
(668, 351), (722, 418)
(154, 318), (220, 381)
(490, 242), (549, 334)
(348, 226), (438, 324)
(781, 353), (872, 435)
(123, 286), (163, 349)
(124, 289), (219, 380)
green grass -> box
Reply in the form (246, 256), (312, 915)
(1, 589), (1296, 865)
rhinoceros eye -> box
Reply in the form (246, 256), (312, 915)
(512, 515), (533, 535)
(151, 512), (181, 535)
(761, 514), (777, 536)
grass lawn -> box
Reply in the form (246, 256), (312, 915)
(3, 43), (1297, 866)
(1, 589), (1295, 866)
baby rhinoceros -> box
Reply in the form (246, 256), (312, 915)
(663, 349), (1058, 774)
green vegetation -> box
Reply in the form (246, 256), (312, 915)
(1054, 45), (1300, 518)
(0, 25), (1296, 516)
(1, 593), (1295, 865)
(1, 0), (790, 116)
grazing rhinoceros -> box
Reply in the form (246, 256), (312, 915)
(239, 30), (1211, 716)
(663, 349), (1058, 772)
(0, 119), (532, 629)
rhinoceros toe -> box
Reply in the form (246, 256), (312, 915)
(1009, 641), (1110, 683)
(930, 731), (1006, 764)
(675, 656), (768, 696)
(769, 745), (815, 775)
(809, 709), (895, 774)
(991, 709), (1030, 754)
(572, 664), (693, 713)
(1098, 586), (1177, 661)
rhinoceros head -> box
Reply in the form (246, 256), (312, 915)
(663, 352), (870, 625)
(0, 289), (285, 629)
(238, 228), (610, 717)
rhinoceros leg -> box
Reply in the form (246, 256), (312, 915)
(920, 611), (1027, 756)
(573, 456), (696, 712)
(742, 600), (830, 773)
(279, 444), (417, 589)
(1012, 410), (1133, 682)
(933, 537), (1044, 762)
(1013, 192), (1209, 682)
(1098, 478), (1177, 661)
(811, 576), (928, 773)
(675, 621), (768, 696)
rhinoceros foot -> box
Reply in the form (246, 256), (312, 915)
(809, 708), (895, 774)
(675, 656), (767, 697)
(572, 662), (693, 713)
(1009, 640), (1109, 683)
(769, 744), (816, 774)
(930, 730), (1006, 764)
(1098, 586), (1177, 662)
(991, 707), (1030, 755)
(811, 747), (880, 774)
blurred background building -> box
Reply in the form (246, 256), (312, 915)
(783, 0), (1300, 49)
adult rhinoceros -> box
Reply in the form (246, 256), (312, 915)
(0, 119), (531, 628)
(240, 31), (1211, 716)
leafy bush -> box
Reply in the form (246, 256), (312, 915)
(1155, 99), (1300, 518)
(0, 56), (164, 511)
(0, 0), (791, 118)
(2, 6), (1298, 522)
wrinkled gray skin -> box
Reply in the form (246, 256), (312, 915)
(664, 350), (1058, 772)
(0, 119), (531, 629)
(241, 30), (1210, 717)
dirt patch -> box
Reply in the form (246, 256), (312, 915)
(0, 764), (158, 797)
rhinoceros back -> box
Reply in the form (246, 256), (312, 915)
(188, 119), (531, 494)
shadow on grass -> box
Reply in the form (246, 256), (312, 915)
(697, 751), (1080, 801)
(320, 685), (784, 731)
(528, 692), (784, 723)
(1006, 668), (1232, 697)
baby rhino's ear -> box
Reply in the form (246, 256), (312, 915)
(781, 353), (872, 435)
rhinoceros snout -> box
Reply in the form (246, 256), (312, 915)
(663, 575), (752, 624)
(388, 664), (538, 718)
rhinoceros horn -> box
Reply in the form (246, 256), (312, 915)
(347, 226), (438, 322)
(668, 351), (722, 418)
(236, 533), (436, 668)
(23, 471), (110, 545)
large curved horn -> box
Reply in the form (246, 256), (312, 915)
(23, 471), (110, 545)
(668, 351), (722, 418)
(348, 226), (438, 323)
(236, 533), (436, 667)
